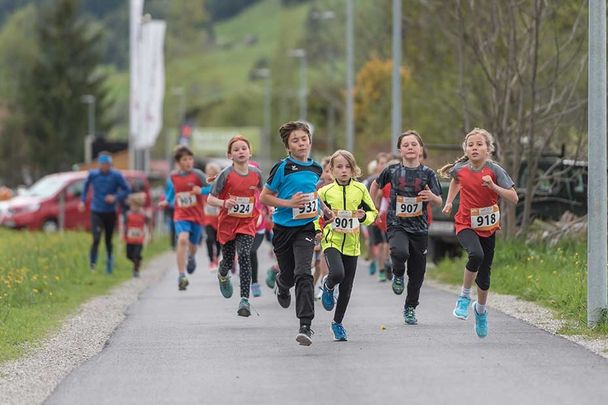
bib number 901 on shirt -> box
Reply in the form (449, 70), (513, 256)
(332, 210), (360, 234)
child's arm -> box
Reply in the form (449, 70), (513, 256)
(482, 176), (519, 204)
(358, 188), (379, 225)
(418, 185), (442, 207)
(442, 179), (461, 216)
(369, 180), (382, 209)
(207, 194), (237, 210)
(259, 187), (308, 209)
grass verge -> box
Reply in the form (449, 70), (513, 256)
(0, 230), (168, 363)
(429, 238), (608, 336)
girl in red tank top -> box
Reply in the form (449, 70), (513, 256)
(439, 128), (519, 338)
(207, 135), (263, 317)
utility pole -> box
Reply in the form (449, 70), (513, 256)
(391, 0), (402, 153)
(289, 49), (307, 122)
(346, 0), (354, 152)
(80, 94), (96, 164)
(587, 0), (607, 326)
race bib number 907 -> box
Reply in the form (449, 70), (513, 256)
(396, 196), (423, 218)
(292, 193), (318, 220)
(470, 204), (500, 231)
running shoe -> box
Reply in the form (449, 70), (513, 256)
(251, 282), (262, 297)
(265, 268), (276, 289)
(403, 306), (417, 325)
(186, 255), (196, 274)
(178, 274), (189, 291)
(385, 261), (393, 281)
(378, 270), (387, 282)
(369, 261), (377, 276)
(321, 275), (335, 311)
(105, 256), (113, 274)
(237, 297), (251, 317)
(217, 272), (233, 298)
(453, 295), (471, 320)
(392, 275), (405, 295)
(296, 325), (314, 346)
(473, 301), (488, 338)
(331, 322), (348, 341)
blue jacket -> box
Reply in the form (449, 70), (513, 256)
(81, 169), (131, 213)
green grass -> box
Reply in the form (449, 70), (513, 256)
(429, 238), (608, 336)
(0, 230), (168, 363)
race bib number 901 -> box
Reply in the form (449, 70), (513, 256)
(228, 196), (255, 218)
(332, 210), (360, 234)
(176, 192), (197, 208)
(396, 196), (423, 218)
(470, 204), (500, 231)
(292, 192), (318, 219)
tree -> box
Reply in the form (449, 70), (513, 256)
(19, 0), (109, 175)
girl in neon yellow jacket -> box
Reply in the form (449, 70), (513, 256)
(318, 150), (378, 341)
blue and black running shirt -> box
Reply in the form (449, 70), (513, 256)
(375, 163), (442, 235)
(265, 156), (323, 227)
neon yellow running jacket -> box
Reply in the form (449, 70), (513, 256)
(318, 179), (378, 256)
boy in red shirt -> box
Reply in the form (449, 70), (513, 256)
(125, 192), (149, 278)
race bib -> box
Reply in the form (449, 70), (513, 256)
(292, 192), (319, 220)
(396, 196), (423, 218)
(228, 196), (255, 218)
(204, 203), (220, 217)
(127, 227), (144, 239)
(471, 204), (500, 231)
(331, 210), (360, 234)
(176, 192), (197, 208)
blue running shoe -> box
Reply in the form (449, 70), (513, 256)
(331, 322), (348, 341)
(251, 282), (262, 297)
(105, 256), (113, 274)
(217, 272), (233, 298)
(321, 275), (335, 311)
(403, 306), (418, 325)
(392, 276), (405, 295)
(265, 268), (276, 289)
(186, 255), (196, 274)
(473, 302), (488, 338)
(369, 261), (377, 276)
(453, 295), (471, 320)
(237, 297), (251, 317)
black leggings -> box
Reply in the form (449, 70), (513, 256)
(90, 211), (116, 265)
(205, 225), (221, 262)
(387, 227), (428, 308)
(250, 232), (264, 283)
(219, 234), (255, 298)
(324, 247), (358, 324)
(456, 229), (496, 291)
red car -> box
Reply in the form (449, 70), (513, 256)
(0, 170), (152, 232)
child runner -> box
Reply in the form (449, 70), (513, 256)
(201, 162), (222, 271)
(313, 156), (333, 299)
(438, 128), (518, 338)
(159, 146), (206, 291)
(124, 192), (149, 278)
(368, 152), (390, 281)
(259, 120), (323, 346)
(319, 150), (378, 341)
(371, 130), (442, 325)
(207, 135), (263, 317)
(248, 160), (266, 298)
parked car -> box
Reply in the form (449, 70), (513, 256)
(0, 170), (152, 232)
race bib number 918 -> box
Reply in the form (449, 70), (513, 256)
(470, 204), (500, 231)
(292, 193), (318, 219)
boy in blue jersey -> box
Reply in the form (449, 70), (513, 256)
(260, 121), (323, 346)
(78, 153), (131, 273)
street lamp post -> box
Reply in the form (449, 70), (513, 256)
(346, 0), (355, 153)
(289, 48), (307, 122)
(391, 0), (402, 153)
(80, 94), (96, 164)
(254, 68), (272, 172)
(170, 87), (186, 165)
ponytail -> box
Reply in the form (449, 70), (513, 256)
(438, 155), (469, 179)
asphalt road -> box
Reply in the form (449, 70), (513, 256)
(46, 242), (608, 405)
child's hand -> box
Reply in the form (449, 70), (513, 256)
(442, 202), (452, 216)
(158, 200), (168, 208)
(224, 197), (237, 210)
(192, 186), (202, 194)
(354, 209), (366, 219)
(417, 185), (434, 202)
(481, 175), (495, 190)
(290, 192), (309, 208)
(323, 209), (335, 221)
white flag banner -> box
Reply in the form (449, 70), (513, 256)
(135, 20), (166, 149)
(129, 0), (144, 139)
